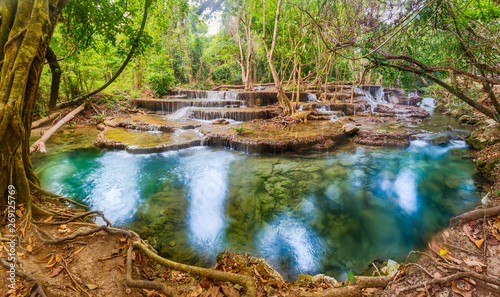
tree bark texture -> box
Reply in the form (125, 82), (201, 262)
(0, 0), (68, 205)
(45, 46), (61, 111)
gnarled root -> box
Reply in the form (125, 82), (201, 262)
(33, 224), (137, 245)
(126, 244), (178, 297)
(33, 210), (111, 226)
(450, 205), (500, 224)
(0, 258), (47, 297)
(132, 241), (258, 297)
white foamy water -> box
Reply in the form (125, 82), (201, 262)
(395, 169), (418, 213)
(257, 214), (324, 274)
(82, 151), (148, 224)
(177, 149), (237, 254)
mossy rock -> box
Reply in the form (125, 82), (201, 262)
(430, 135), (450, 146)
(475, 156), (500, 181)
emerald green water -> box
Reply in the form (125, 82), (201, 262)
(33, 137), (483, 280)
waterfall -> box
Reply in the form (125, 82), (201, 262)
(166, 107), (193, 121)
(314, 104), (346, 121)
(357, 86), (388, 113)
(307, 94), (319, 102)
(419, 97), (436, 108)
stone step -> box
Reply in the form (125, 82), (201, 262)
(311, 103), (355, 115)
(135, 98), (245, 112)
(191, 108), (279, 121)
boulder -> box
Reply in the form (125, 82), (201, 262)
(430, 135), (451, 146)
(342, 123), (359, 135)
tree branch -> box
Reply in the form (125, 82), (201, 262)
(56, 0), (151, 109)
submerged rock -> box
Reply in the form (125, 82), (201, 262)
(430, 135), (451, 146)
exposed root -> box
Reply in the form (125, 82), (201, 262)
(30, 182), (89, 210)
(33, 210), (112, 227)
(352, 275), (394, 288)
(296, 286), (361, 297)
(33, 224), (137, 245)
(451, 205), (500, 224)
(133, 241), (258, 297)
(60, 255), (92, 297)
(0, 258), (47, 297)
(396, 271), (500, 294)
(126, 244), (178, 297)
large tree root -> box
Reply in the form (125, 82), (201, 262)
(451, 205), (500, 223)
(295, 275), (394, 297)
(33, 210), (111, 226)
(396, 271), (500, 294)
(0, 258), (47, 297)
(132, 241), (258, 297)
(30, 103), (86, 154)
(126, 244), (178, 297)
(33, 224), (137, 245)
(30, 181), (89, 210)
(296, 286), (361, 297)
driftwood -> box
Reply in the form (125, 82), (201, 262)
(31, 110), (63, 128)
(451, 205), (500, 223)
(30, 103), (86, 154)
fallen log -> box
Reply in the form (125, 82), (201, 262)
(31, 110), (63, 128)
(30, 103), (86, 154)
(451, 204), (500, 223)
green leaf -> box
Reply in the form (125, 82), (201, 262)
(347, 270), (354, 284)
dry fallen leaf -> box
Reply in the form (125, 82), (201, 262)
(439, 247), (449, 256)
(15, 210), (23, 218)
(463, 224), (476, 244)
(452, 281), (472, 297)
(463, 258), (487, 272)
(43, 216), (53, 222)
(86, 284), (97, 290)
(492, 216), (500, 241)
(475, 238), (484, 248)
(433, 272), (443, 278)
(26, 245), (32, 253)
(58, 224), (70, 234)
(50, 266), (64, 277)
(189, 285), (203, 297)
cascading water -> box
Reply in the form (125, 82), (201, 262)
(419, 97), (437, 108)
(315, 105), (345, 121)
(307, 93), (320, 102)
(357, 86), (388, 112)
(166, 107), (193, 121)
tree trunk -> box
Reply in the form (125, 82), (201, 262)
(0, 0), (68, 206)
(45, 47), (61, 112)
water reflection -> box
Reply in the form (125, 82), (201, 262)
(176, 148), (236, 255)
(33, 140), (483, 280)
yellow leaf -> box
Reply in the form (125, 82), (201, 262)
(475, 239), (484, 249)
(439, 247), (448, 256)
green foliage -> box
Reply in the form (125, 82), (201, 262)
(347, 270), (354, 284)
(90, 114), (106, 124)
(147, 54), (177, 97)
(235, 125), (253, 135)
